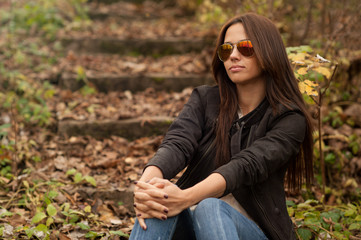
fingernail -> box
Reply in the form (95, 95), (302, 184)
(164, 194), (168, 199)
(134, 181), (138, 184)
(164, 209), (168, 214)
(137, 213), (141, 217)
(162, 216), (167, 220)
(133, 203), (137, 207)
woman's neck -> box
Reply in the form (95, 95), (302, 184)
(236, 80), (266, 115)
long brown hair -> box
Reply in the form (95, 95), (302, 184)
(212, 13), (313, 191)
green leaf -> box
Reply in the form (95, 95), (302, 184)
(334, 223), (343, 231)
(84, 176), (96, 187)
(325, 152), (336, 164)
(321, 210), (341, 223)
(46, 204), (57, 217)
(333, 231), (346, 239)
(0, 226), (3, 236)
(0, 210), (13, 217)
(32, 212), (47, 224)
(46, 190), (58, 200)
(66, 168), (77, 176)
(74, 172), (83, 183)
(25, 227), (35, 238)
(110, 230), (129, 237)
(77, 222), (90, 230)
(62, 202), (70, 212)
(344, 208), (356, 217)
(349, 223), (361, 230)
(297, 203), (312, 210)
(287, 207), (294, 217)
(35, 223), (48, 232)
(0, 123), (11, 130)
(46, 217), (54, 226)
(85, 231), (101, 238)
(286, 200), (296, 207)
(297, 228), (312, 240)
(69, 214), (80, 223)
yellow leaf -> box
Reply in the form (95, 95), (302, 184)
(290, 52), (308, 61)
(313, 67), (331, 78)
(304, 79), (317, 87)
(84, 205), (91, 213)
(297, 67), (308, 75)
(299, 81), (318, 96)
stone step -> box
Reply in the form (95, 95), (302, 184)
(88, 0), (174, 4)
(58, 116), (174, 140)
(61, 37), (214, 56)
(77, 186), (135, 214)
(59, 72), (214, 92)
(87, 1), (187, 20)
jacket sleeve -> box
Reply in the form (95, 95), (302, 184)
(145, 87), (206, 180)
(213, 111), (306, 194)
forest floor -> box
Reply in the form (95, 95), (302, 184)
(0, 0), (361, 239)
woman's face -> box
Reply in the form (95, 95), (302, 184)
(223, 23), (264, 86)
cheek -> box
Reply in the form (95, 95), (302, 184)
(223, 60), (234, 73)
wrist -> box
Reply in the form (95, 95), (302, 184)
(183, 188), (197, 207)
(140, 166), (163, 182)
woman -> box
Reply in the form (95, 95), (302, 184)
(130, 12), (314, 240)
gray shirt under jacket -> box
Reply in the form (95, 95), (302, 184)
(145, 85), (305, 240)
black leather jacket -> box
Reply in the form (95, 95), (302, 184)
(146, 85), (305, 240)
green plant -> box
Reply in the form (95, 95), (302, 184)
(2, 0), (89, 41)
(323, 107), (344, 128)
(66, 168), (97, 187)
(289, 200), (361, 239)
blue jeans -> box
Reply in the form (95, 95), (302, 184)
(129, 198), (268, 240)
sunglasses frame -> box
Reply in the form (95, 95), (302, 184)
(217, 39), (254, 62)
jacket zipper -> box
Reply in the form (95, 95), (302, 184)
(245, 120), (282, 239)
(252, 188), (282, 240)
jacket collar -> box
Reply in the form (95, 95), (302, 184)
(230, 98), (270, 135)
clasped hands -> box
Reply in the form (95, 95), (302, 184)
(133, 177), (188, 230)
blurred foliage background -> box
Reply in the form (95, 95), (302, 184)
(0, 0), (360, 239)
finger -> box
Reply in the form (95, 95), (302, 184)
(153, 182), (165, 188)
(148, 177), (170, 185)
(135, 188), (168, 200)
(135, 181), (159, 190)
(134, 200), (168, 215)
(136, 207), (168, 221)
(138, 217), (147, 230)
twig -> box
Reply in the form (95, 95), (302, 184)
(316, 64), (338, 197)
(301, 0), (314, 44)
(10, 102), (18, 176)
(4, 187), (23, 209)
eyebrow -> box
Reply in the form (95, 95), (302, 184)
(223, 39), (250, 44)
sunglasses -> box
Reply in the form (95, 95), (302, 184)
(217, 39), (254, 62)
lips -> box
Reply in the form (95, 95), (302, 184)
(229, 65), (245, 72)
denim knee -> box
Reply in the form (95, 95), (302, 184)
(193, 198), (220, 216)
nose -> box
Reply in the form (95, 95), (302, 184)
(229, 45), (241, 61)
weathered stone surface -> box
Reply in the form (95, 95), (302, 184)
(77, 186), (135, 213)
(88, 0), (174, 4)
(61, 37), (214, 56)
(59, 72), (214, 92)
(58, 116), (174, 140)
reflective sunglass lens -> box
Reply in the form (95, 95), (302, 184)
(218, 44), (233, 62)
(218, 40), (254, 61)
(237, 41), (254, 57)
